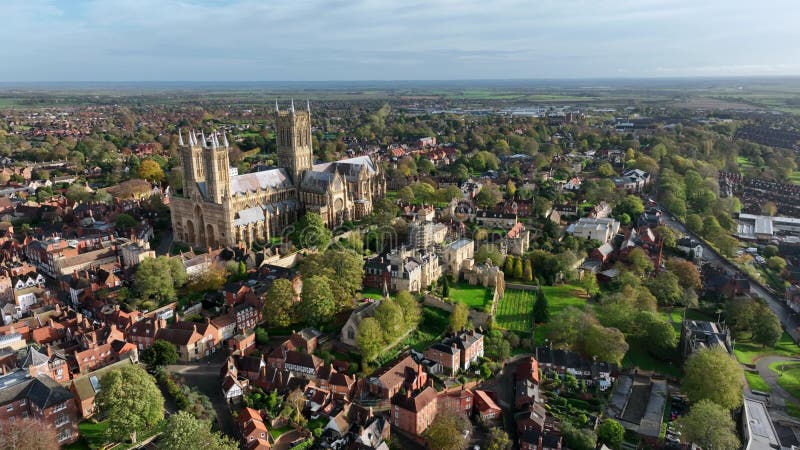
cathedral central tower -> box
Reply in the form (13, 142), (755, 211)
(276, 100), (313, 183)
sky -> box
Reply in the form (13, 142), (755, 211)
(1, 0), (799, 81)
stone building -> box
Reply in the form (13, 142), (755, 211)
(170, 102), (386, 249)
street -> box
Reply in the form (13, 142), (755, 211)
(658, 210), (800, 343)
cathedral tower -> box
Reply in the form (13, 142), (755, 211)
(179, 129), (205, 196)
(203, 131), (231, 204)
(276, 99), (313, 183)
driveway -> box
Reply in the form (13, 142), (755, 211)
(165, 351), (237, 439)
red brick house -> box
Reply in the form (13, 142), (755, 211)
(438, 386), (473, 416)
(366, 354), (427, 400)
(473, 389), (502, 425)
(424, 330), (484, 377)
(238, 407), (271, 448)
(391, 385), (438, 436)
(0, 373), (80, 445)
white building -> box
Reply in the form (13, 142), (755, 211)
(566, 217), (621, 243)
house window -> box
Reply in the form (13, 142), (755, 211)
(6, 405), (13, 412)
(19, 399), (26, 406)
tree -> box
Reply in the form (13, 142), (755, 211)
(597, 162), (615, 178)
(666, 258), (702, 290)
(0, 418), (59, 450)
(115, 213), (138, 231)
(682, 346), (744, 410)
(441, 275), (450, 298)
(422, 411), (470, 450)
(614, 195), (644, 220)
(761, 201), (778, 216)
(533, 287), (550, 323)
(654, 225), (677, 248)
(475, 182), (503, 208)
(398, 186), (415, 203)
(160, 411), (238, 450)
(523, 258), (533, 282)
(725, 297), (757, 337)
(486, 427), (511, 450)
(626, 247), (653, 275)
(503, 255), (515, 274)
(597, 419), (625, 450)
(96, 365), (164, 444)
(396, 290), (421, 326)
(639, 312), (677, 354)
(264, 278), (295, 327)
(291, 212), (331, 250)
(374, 299), (405, 341)
(767, 256), (787, 273)
(140, 339), (178, 368)
(475, 244), (505, 267)
(752, 305), (782, 347)
(560, 421), (597, 450)
(449, 301), (469, 332)
(138, 159), (165, 182)
(134, 256), (187, 306)
(357, 317), (385, 362)
(677, 400), (740, 450)
(762, 245), (780, 258)
(580, 273), (600, 296)
(513, 257), (524, 279)
(583, 324), (629, 365)
(298, 276), (336, 326)
(685, 214), (704, 234)
(186, 263), (227, 294)
(646, 271), (683, 306)
(255, 327), (269, 344)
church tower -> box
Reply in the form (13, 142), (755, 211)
(202, 131), (231, 204)
(276, 99), (313, 183)
(179, 129), (205, 197)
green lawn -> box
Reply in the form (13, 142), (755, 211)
(734, 332), (800, 365)
(269, 426), (293, 439)
(745, 371), (772, 393)
(407, 306), (450, 351)
(770, 362), (800, 400)
(63, 421), (110, 450)
(359, 287), (385, 300)
(448, 282), (490, 309)
(495, 285), (588, 344)
(622, 342), (681, 377)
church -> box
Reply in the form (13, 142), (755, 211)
(169, 101), (386, 249)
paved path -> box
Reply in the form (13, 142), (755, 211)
(754, 356), (800, 410)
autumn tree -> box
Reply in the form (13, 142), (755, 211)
(666, 258), (702, 290)
(96, 365), (164, 444)
(138, 159), (165, 182)
(0, 418), (59, 450)
(682, 346), (744, 410)
(677, 400), (740, 450)
(186, 263), (227, 293)
(264, 278), (296, 327)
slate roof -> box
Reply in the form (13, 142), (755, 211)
(0, 374), (74, 409)
(391, 385), (438, 413)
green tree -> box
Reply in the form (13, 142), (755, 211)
(442, 275), (450, 298)
(396, 290), (421, 326)
(767, 256), (787, 273)
(533, 287), (550, 323)
(752, 304), (782, 347)
(677, 400), (740, 450)
(685, 214), (704, 234)
(762, 245), (780, 258)
(160, 411), (238, 450)
(264, 278), (296, 327)
(725, 297), (757, 337)
(597, 419), (625, 450)
(614, 195), (644, 220)
(682, 346), (744, 410)
(475, 182), (503, 208)
(513, 257), (524, 279)
(134, 256), (187, 306)
(560, 421), (597, 450)
(626, 247), (653, 275)
(357, 317), (385, 362)
(449, 301), (469, 332)
(579, 273), (600, 296)
(646, 271), (683, 306)
(486, 427), (511, 450)
(140, 339), (178, 368)
(138, 159), (165, 182)
(503, 255), (515, 274)
(374, 299), (405, 341)
(654, 225), (677, 248)
(475, 244), (505, 267)
(398, 185), (415, 203)
(597, 162), (615, 178)
(255, 328), (269, 345)
(115, 213), (138, 231)
(291, 212), (331, 250)
(422, 411), (470, 450)
(666, 258), (702, 290)
(298, 276), (336, 326)
(523, 258), (533, 282)
(639, 312), (677, 354)
(583, 324), (629, 365)
(96, 365), (164, 444)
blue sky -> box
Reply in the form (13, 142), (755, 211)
(1, 0), (799, 81)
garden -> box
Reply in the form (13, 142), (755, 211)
(495, 285), (588, 344)
(447, 281), (492, 310)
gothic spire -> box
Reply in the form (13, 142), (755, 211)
(290, 98), (295, 114)
(211, 132), (218, 149)
(189, 129), (196, 146)
(306, 99), (311, 113)
(201, 130), (207, 148)
(178, 129), (184, 146)
(222, 131), (229, 148)
(275, 99), (279, 112)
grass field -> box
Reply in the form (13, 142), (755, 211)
(495, 285), (588, 344)
(770, 362), (800, 400)
(622, 342), (681, 377)
(734, 332), (800, 365)
(449, 282), (490, 309)
(745, 371), (772, 393)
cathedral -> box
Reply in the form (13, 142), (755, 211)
(169, 101), (386, 249)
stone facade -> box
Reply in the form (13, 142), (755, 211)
(170, 104), (386, 249)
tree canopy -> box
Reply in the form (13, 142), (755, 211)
(449, 301), (470, 332)
(677, 400), (740, 450)
(422, 411), (471, 450)
(290, 212), (331, 250)
(298, 276), (336, 326)
(682, 346), (744, 410)
(96, 365), (164, 443)
(140, 339), (178, 368)
(133, 256), (187, 306)
(264, 278), (296, 327)
(0, 418), (59, 450)
(160, 411), (238, 450)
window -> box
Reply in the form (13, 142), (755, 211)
(6, 405), (13, 412)
(19, 399), (26, 406)
(53, 402), (67, 413)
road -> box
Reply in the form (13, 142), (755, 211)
(658, 210), (800, 343)
(165, 351), (237, 439)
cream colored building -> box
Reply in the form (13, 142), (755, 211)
(170, 102), (386, 249)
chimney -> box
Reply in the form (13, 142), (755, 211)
(158, 318), (167, 330)
(192, 324), (197, 334)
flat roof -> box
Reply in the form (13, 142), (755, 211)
(743, 398), (780, 450)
